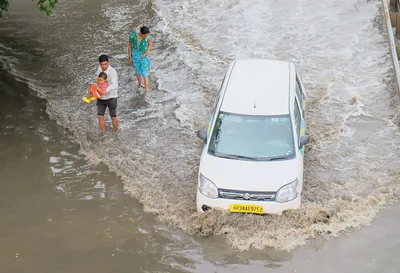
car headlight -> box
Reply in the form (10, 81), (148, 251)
(199, 174), (218, 199)
(276, 179), (298, 203)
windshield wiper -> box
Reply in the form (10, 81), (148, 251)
(215, 153), (261, 161)
(266, 155), (291, 161)
(232, 155), (262, 161)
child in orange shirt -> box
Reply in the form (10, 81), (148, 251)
(83, 72), (109, 103)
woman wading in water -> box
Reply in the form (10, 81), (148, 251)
(128, 25), (153, 94)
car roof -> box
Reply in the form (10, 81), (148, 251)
(219, 59), (293, 116)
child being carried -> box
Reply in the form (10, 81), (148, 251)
(83, 72), (109, 103)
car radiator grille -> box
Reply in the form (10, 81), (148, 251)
(218, 189), (276, 201)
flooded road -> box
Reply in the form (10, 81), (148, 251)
(0, 68), (195, 273)
(1, 0), (400, 271)
(1, 67), (400, 273)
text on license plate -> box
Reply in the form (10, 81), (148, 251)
(230, 204), (263, 214)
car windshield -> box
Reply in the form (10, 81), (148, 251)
(208, 111), (295, 161)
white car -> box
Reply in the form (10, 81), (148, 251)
(196, 59), (309, 215)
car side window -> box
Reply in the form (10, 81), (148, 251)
(213, 75), (226, 109)
(209, 76), (226, 137)
(295, 80), (303, 109)
(294, 99), (301, 141)
(213, 91), (221, 109)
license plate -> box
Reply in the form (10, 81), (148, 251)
(230, 204), (263, 214)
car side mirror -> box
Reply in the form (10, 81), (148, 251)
(197, 129), (207, 142)
(299, 135), (310, 148)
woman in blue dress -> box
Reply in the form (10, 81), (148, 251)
(128, 25), (153, 94)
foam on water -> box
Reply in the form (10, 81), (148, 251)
(130, 0), (400, 249)
(2, 0), (400, 251)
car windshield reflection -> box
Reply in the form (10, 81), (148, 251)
(208, 112), (295, 161)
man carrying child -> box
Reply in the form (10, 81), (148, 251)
(95, 54), (119, 133)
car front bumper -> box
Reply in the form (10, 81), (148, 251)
(196, 189), (301, 215)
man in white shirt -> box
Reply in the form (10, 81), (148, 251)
(96, 54), (119, 133)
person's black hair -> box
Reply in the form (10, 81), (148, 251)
(140, 26), (150, 34)
(98, 54), (109, 62)
(98, 72), (107, 79)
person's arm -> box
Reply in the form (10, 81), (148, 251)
(107, 69), (118, 93)
(128, 25), (142, 62)
(143, 39), (153, 57)
(96, 84), (106, 95)
(128, 38), (132, 64)
(95, 67), (101, 79)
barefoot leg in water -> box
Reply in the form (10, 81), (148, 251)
(136, 74), (142, 88)
(144, 77), (149, 94)
(97, 116), (107, 133)
(112, 117), (119, 133)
